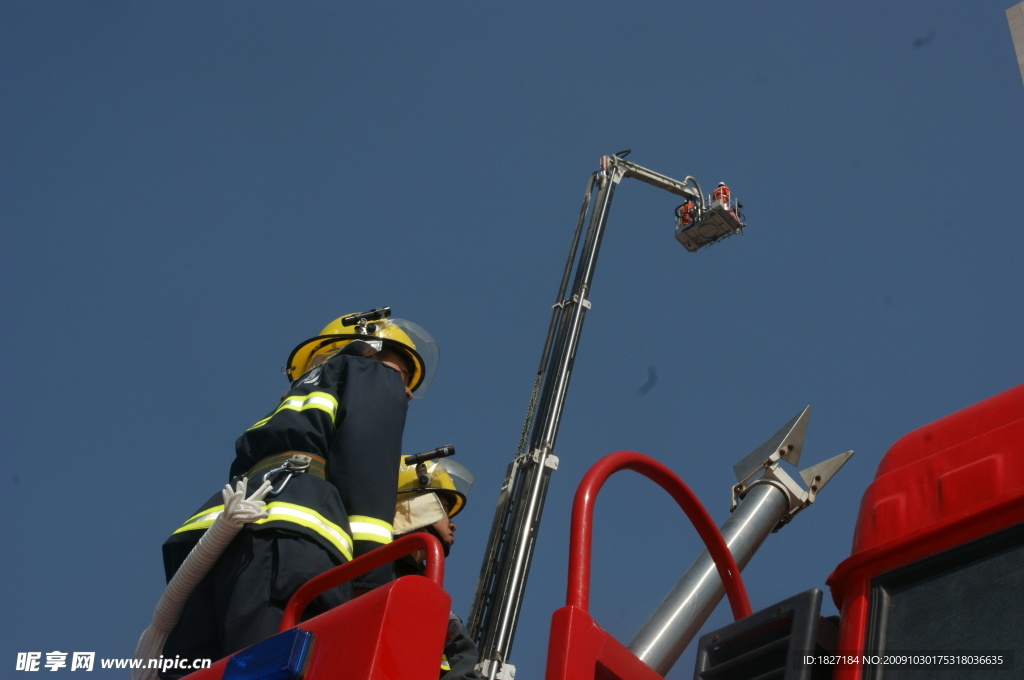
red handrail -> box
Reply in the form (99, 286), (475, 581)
(567, 451), (752, 620)
(279, 532), (446, 631)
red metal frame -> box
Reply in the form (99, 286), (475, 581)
(280, 532), (445, 630)
(567, 450), (751, 618)
(546, 450), (751, 680)
(184, 533), (450, 680)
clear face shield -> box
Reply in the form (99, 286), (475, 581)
(435, 458), (474, 504)
(386, 318), (439, 398)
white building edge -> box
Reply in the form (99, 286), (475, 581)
(1009, 2), (1024, 86)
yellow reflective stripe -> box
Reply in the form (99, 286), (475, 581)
(172, 505), (225, 534)
(440, 655), (451, 672)
(256, 502), (353, 560)
(247, 391), (339, 431)
(171, 502), (353, 561)
(349, 515), (394, 545)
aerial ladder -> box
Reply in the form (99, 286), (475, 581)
(465, 150), (747, 679)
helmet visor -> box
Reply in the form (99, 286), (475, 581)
(385, 318), (439, 397)
(436, 458), (473, 502)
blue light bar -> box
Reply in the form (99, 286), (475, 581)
(223, 629), (315, 680)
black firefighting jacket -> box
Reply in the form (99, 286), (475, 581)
(163, 346), (409, 592)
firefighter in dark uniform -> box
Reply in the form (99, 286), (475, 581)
(392, 455), (482, 680)
(160, 308), (439, 666)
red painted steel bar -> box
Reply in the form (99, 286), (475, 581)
(567, 450), (752, 620)
(280, 532), (446, 630)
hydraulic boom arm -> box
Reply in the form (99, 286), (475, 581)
(467, 152), (746, 679)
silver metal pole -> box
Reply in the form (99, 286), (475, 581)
(626, 483), (789, 675)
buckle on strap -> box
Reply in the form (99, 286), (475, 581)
(260, 453), (317, 497)
(246, 451), (326, 480)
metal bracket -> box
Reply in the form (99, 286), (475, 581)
(732, 406), (810, 487)
(730, 406), (854, 529)
(552, 294), (592, 311)
(477, 660), (516, 680)
(527, 446), (559, 470)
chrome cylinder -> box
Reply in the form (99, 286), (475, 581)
(626, 483), (789, 675)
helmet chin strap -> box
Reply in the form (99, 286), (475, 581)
(424, 524), (451, 558)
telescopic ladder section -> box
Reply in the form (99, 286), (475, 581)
(468, 153), (746, 680)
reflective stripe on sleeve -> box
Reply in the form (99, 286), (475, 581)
(348, 515), (394, 545)
(247, 391), (340, 431)
(171, 501), (353, 561)
(172, 505), (225, 534)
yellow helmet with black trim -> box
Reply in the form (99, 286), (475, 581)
(285, 311), (439, 396)
(397, 457), (473, 519)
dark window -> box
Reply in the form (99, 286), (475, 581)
(865, 523), (1024, 679)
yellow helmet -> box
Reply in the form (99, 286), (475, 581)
(397, 456), (474, 519)
(284, 308), (439, 396)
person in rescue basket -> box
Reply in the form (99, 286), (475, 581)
(392, 454), (482, 680)
(159, 307), (440, 670)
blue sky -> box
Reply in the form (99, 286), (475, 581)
(3, 2), (1022, 678)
